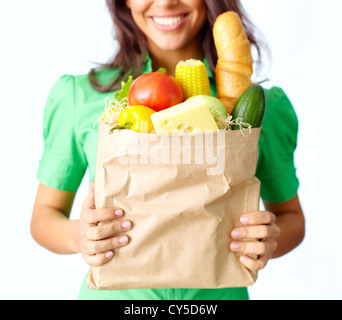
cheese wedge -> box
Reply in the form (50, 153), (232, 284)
(151, 96), (219, 134)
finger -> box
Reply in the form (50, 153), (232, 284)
(87, 220), (132, 240)
(230, 239), (276, 256)
(240, 211), (276, 226)
(83, 180), (96, 209)
(83, 251), (115, 267)
(84, 207), (125, 224)
(231, 225), (275, 240)
(85, 235), (130, 254)
(239, 255), (269, 272)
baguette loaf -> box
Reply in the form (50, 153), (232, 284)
(213, 11), (253, 114)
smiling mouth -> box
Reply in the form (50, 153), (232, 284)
(151, 15), (187, 27)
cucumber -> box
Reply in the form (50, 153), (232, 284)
(231, 84), (266, 129)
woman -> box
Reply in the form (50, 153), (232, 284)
(31, 0), (305, 300)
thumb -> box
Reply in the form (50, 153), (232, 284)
(84, 180), (95, 209)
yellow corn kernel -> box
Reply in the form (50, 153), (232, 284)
(175, 59), (211, 100)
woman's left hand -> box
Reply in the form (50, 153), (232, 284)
(229, 211), (281, 271)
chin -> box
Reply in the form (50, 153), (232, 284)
(152, 38), (189, 52)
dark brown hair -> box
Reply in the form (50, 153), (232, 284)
(89, 0), (269, 92)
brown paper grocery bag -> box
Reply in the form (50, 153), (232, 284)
(86, 123), (261, 290)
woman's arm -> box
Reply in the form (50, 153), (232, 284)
(229, 194), (305, 271)
(31, 183), (79, 254)
(264, 194), (305, 258)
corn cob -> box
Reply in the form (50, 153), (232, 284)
(175, 59), (211, 100)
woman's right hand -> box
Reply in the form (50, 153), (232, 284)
(78, 180), (132, 266)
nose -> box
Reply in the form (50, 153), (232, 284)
(154, 0), (179, 9)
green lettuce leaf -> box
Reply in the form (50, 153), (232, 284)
(114, 75), (134, 101)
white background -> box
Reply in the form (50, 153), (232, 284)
(0, 0), (341, 300)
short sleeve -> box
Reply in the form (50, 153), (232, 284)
(36, 75), (87, 192)
(256, 87), (299, 203)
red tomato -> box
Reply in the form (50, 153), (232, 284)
(128, 72), (184, 112)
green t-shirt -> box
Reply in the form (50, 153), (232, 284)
(37, 56), (299, 300)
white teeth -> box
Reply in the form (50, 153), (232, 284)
(152, 16), (183, 26)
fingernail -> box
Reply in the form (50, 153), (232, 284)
(105, 251), (113, 258)
(240, 255), (249, 263)
(231, 229), (241, 238)
(115, 209), (123, 216)
(240, 216), (248, 224)
(230, 242), (240, 250)
(122, 221), (131, 229)
(119, 236), (128, 244)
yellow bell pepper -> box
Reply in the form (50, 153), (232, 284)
(109, 105), (156, 133)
